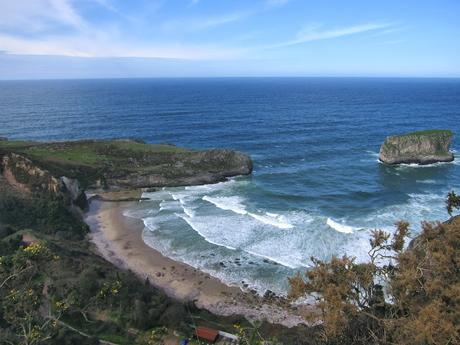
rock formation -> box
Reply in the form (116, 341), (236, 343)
(1, 153), (88, 210)
(379, 130), (454, 165)
(0, 139), (253, 207)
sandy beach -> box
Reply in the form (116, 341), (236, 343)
(84, 192), (316, 328)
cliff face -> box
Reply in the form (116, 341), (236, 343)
(1, 153), (88, 210)
(379, 130), (454, 165)
(110, 149), (253, 189)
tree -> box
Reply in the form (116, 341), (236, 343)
(289, 193), (460, 345)
(446, 190), (460, 216)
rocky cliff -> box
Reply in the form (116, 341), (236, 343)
(1, 152), (88, 210)
(379, 130), (454, 165)
(0, 139), (253, 204)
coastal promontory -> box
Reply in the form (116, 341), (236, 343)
(379, 130), (454, 165)
(0, 139), (253, 200)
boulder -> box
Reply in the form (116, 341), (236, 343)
(379, 130), (454, 165)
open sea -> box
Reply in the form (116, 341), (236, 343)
(1, 77), (460, 294)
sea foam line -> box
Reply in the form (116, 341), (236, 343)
(202, 195), (294, 229)
(326, 218), (355, 234)
(177, 214), (237, 251)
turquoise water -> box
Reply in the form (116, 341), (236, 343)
(1, 78), (460, 294)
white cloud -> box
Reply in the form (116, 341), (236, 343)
(0, 0), (87, 33)
(267, 22), (394, 48)
(162, 11), (250, 32)
(0, 32), (247, 60)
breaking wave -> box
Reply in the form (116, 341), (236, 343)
(326, 218), (356, 234)
(202, 195), (294, 229)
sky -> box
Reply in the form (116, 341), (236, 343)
(0, 0), (459, 79)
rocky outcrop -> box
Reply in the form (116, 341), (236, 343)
(1, 153), (88, 210)
(107, 149), (253, 189)
(60, 176), (88, 210)
(0, 139), (253, 204)
(379, 130), (454, 165)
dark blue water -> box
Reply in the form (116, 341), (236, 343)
(1, 78), (459, 293)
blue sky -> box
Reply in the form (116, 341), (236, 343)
(0, 0), (459, 79)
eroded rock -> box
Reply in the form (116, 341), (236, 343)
(379, 130), (454, 165)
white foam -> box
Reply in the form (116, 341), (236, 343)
(143, 217), (159, 232)
(248, 212), (294, 229)
(396, 160), (455, 168)
(184, 178), (237, 192)
(177, 214), (237, 250)
(326, 218), (355, 234)
(182, 206), (195, 218)
(203, 196), (294, 229)
(203, 195), (248, 215)
(159, 200), (180, 212)
(366, 150), (380, 158)
(416, 179), (437, 184)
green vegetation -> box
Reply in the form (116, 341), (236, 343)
(289, 193), (460, 345)
(394, 129), (453, 138)
(0, 139), (251, 190)
(446, 190), (460, 216)
(0, 139), (190, 188)
(0, 190), (190, 344)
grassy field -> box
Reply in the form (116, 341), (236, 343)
(0, 139), (189, 167)
(0, 139), (197, 188)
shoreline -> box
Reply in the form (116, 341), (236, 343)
(84, 195), (316, 328)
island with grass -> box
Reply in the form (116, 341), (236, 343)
(379, 129), (454, 165)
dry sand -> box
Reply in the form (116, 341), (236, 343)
(85, 196), (316, 328)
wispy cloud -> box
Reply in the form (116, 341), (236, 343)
(0, 0), (248, 59)
(0, 32), (247, 60)
(267, 22), (394, 48)
(162, 11), (250, 32)
(0, 0), (87, 33)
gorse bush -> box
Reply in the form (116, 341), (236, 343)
(289, 194), (460, 345)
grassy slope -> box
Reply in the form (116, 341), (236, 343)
(0, 139), (192, 188)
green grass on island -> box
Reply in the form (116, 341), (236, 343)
(393, 129), (453, 138)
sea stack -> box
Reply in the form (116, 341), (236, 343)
(379, 130), (454, 165)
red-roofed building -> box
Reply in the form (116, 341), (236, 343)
(195, 326), (219, 343)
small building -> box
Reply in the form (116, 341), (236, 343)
(195, 327), (219, 343)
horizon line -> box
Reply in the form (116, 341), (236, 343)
(1, 75), (460, 82)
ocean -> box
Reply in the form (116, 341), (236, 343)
(1, 77), (460, 294)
